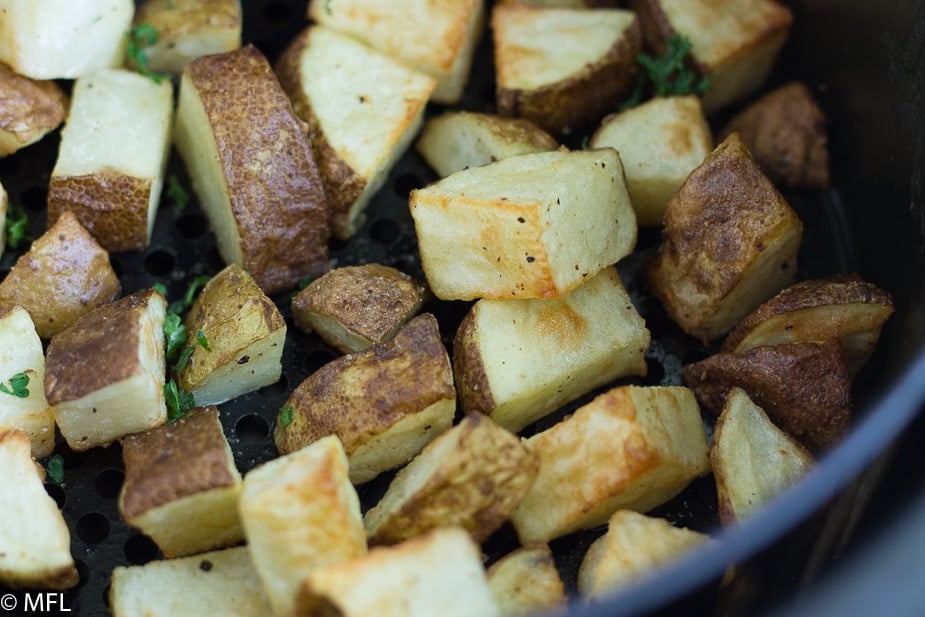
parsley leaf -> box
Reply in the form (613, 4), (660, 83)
(4, 203), (31, 250)
(0, 372), (29, 398)
(175, 344), (195, 373)
(619, 35), (710, 110)
(279, 405), (294, 428)
(169, 275), (211, 315)
(45, 454), (64, 484)
(166, 174), (189, 211)
(164, 379), (195, 423)
(163, 312), (188, 365)
(127, 23), (169, 84)
(153, 282), (168, 296)
(197, 330), (211, 351)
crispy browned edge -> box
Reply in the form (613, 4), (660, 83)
(0, 60), (68, 152)
(452, 304), (495, 415)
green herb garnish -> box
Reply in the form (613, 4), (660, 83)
(279, 405), (294, 428)
(163, 312), (188, 365)
(175, 344), (194, 373)
(45, 454), (64, 484)
(289, 276), (314, 299)
(127, 23), (168, 83)
(166, 174), (189, 211)
(196, 330), (211, 351)
(153, 282), (168, 296)
(4, 203), (31, 250)
(619, 35), (710, 110)
(169, 275), (211, 315)
(324, 0), (333, 15)
(164, 379), (195, 423)
(0, 372), (29, 398)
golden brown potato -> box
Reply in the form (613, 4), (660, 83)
(720, 82), (830, 188)
(711, 388), (814, 525)
(684, 340), (851, 452)
(364, 413), (538, 546)
(493, 4), (641, 136)
(645, 132), (803, 344)
(0, 210), (121, 339)
(486, 544), (564, 617)
(174, 45), (330, 294)
(0, 61), (68, 157)
(290, 264), (427, 354)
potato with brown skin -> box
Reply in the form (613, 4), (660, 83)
(683, 340), (852, 452)
(0, 210), (120, 339)
(486, 544), (564, 617)
(493, 4), (641, 136)
(0, 61), (67, 158)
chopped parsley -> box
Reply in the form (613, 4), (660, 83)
(45, 454), (64, 484)
(4, 202), (31, 250)
(153, 282), (168, 297)
(163, 312), (188, 365)
(127, 23), (169, 83)
(164, 379), (195, 423)
(175, 344), (195, 373)
(619, 35), (710, 110)
(279, 405), (294, 428)
(196, 330), (211, 351)
(169, 275), (212, 315)
(166, 174), (189, 211)
(0, 372), (29, 398)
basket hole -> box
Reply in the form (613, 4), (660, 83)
(392, 173), (424, 198)
(304, 348), (336, 373)
(124, 534), (160, 565)
(44, 483), (66, 509)
(176, 213), (209, 239)
(21, 185), (47, 211)
(76, 512), (110, 544)
(259, 373), (289, 398)
(95, 468), (124, 499)
(144, 249), (176, 276)
(236, 413), (270, 444)
(370, 218), (400, 244)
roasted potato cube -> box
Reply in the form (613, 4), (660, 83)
(131, 0), (243, 75)
(290, 264), (427, 354)
(45, 289), (167, 451)
(0, 210), (121, 339)
(410, 148), (637, 301)
(119, 407), (244, 558)
(486, 544), (564, 617)
(276, 26), (436, 239)
(109, 546), (273, 617)
(308, 0), (483, 105)
(720, 82), (830, 189)
(275, 314), (455, 484)
(493, 4), (641, 136)
(47, 69), (173, 252)
(684, 340), (851, 452)
(712, 387), (813, 525)
(590, 95), (713, 226)
(240, 435), (366, 617)
(577, 509), (709, 598)
(645, 132), (803, 344)
(415, 111), (558, 178)
(177, 264), (286, 405)
(0, 61), (67, 158)
(510, 385), (709, 544)
(0, 307), (55, 459)
(364, 413), (538, 545)
(293, 527), (500, 617)
(0, 429), (77, 589)
(0, 0), (132, 79)
(454, 266), (649, 433)
(629, 0), (793, 113)
(175, 45), (330, 294)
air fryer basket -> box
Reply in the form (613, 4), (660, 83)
(0, 1), (923, 616)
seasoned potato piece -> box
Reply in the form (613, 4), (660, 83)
(45, 289), (166, 451)
(510, 386), (709, 544)
(0, 429), (77, 589)
(364, 413), (538, 545)
(177, 264), (286, 405)
(174, 45), (330, 294)
(275, 314), (455, 484)
(48, 68), (173, 252)
(720, 82), (830, 189)
(629, 0), (793, 113)
(0, 61), (68, 158)
(493, 4), (641, 136)
(110, 546), (273, 617)
(240, 435), (366, 617)
(132, 0), (243, 75)
(645, 132), (803, 344)
(410, 148), (637, 301)
(290, 264), (427, 354)
(454, 267), (649, 433)
(308, 0), (483, 105)
(487, 544), (564, 617)
(0, 307), (55, 459)
(712, 388), (814, 525)
(577, 510), (708, 598)
(276, 26), (436, 239)
(0, 0), (132, 79)
(119, 407), (244, 558)
(590, 95), (713, 226)
(415, 111), (558, 178)
(684, 340), (851, 452)
(293, 527), (500, 617)
(0, 210), (120, 339)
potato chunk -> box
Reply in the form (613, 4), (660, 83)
(590, 95), (713, 226)
(0, 307), (55, 458)
(290, 264), (427, 354)
(275, 314), (456, 484)
(0, 429), (77, 589)
(454, 267), (649, 433)
(712, 388), (814, 525)
(364, 413), (538, 545)
(48, 69), (173, 252)
(276, 26), (436, 238)
(175, 45), (330, 294)
(0, 61), (67, 158)
(410, 148), (637, 301)
(645, 132), (803, 344)
(177, 264), (286, 405)
(493, 4), (641, 136)
(45, 289), (167, 451)
(510, 385), (709, 544)
(308, 0), (483, 105)
(0, 210), (121, 339)
(487, 544), (564, 617)
(119, 407), (244, 558)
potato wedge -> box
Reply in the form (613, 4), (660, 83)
(0, 61), (68, 158)
(712, 388), (814, 525)
(487, 544), (564, 617)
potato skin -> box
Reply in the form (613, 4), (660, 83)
(0, 60), (67, 156)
